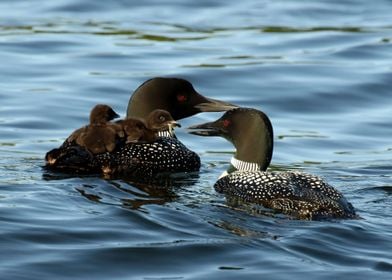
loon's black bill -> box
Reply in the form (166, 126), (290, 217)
(187, 121), (222, 136)
(195, 97), (238, 112)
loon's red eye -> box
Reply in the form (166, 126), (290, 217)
(177, 94), (187, 102)
(223, 119), (231, 127)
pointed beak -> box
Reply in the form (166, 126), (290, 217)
(169, 120), (181, 128)
(109, 109), (120, 120)
(167, 120), (181, 136)
(187, 120), (224, 137)
(194, 97), (238, 112)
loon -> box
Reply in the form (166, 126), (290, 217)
(45, 78), (237, 176)
(127, 77), (237, 137)
(74, 104), (122, 154)
(119, 109), (180, 143)
(188, 108), (356, 220)
(143, 109), (180, 138)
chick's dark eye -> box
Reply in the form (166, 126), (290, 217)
(159, 115), (166, 122)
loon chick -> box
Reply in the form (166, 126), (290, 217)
(119, 118), (152, 143)
(66, 104), (121, 144)
(145, 109), (180, 137)
(119, 109), (180, 143)
(189, 108), (356, 220)
(127, 77), (237, 137)
(75, 104), (122, 154)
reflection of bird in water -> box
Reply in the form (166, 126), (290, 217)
(73, 173), (200, 210)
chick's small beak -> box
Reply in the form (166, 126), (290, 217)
(170, 120), (181, 128)
(167, 120), (181, 136)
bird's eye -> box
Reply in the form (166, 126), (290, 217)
(223, 119), (231, 127)
(177, 94), (187, 102)
(159, 115), (166, 122)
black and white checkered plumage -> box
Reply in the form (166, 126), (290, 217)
(107, 137), (200, 176)
(215, 168), (356, 220)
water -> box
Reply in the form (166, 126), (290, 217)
(1, 0), (391, 279)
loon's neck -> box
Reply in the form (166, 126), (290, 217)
(229, 157), (261, 172)
(157, 130), (177, 138)
(229, 110), (273, 172)
(220, 157), (262, 179)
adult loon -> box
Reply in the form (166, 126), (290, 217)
(45, 78), (237, 176)
(127, 77), (237, 137)
(188, 108), (356, 220)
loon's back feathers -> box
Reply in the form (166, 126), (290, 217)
(215, 170), (355, 219)
(47, 137), (200, 176)
(107, 137), (200, 176)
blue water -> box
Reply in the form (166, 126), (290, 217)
(1, 0), (392, 279)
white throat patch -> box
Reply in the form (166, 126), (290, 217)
(157, 130), (173, 137)
(230, 157), (260, 172)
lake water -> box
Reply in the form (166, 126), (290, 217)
(1, 0), (391, 279)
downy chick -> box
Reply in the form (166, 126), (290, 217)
(76, 104), (121, 154)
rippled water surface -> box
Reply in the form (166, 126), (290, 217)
(1, 1), (392, 279)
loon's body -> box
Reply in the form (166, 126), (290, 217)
(189, 108), (356, 220)
(47, 137), (200, 176)
(45, 78), (236, 176)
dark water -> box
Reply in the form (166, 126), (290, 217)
(1, 0), (392, 279)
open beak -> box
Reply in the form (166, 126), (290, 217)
(169, 120), (181, 128)
(194, 97), (238, 112)
(167, 120), (181, 136)
(187, 120), (224, 137)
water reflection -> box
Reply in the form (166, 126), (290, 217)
(50, 172), (201, 210)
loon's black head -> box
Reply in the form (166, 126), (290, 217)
(126, 77), (237, 121)
(188, 108), (274, 171)
(90, 104), (120, 125)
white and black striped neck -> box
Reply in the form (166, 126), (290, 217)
(220, 157), (261, 179)
(157, 130), (175, 138)
(230, 157), (261, 172)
